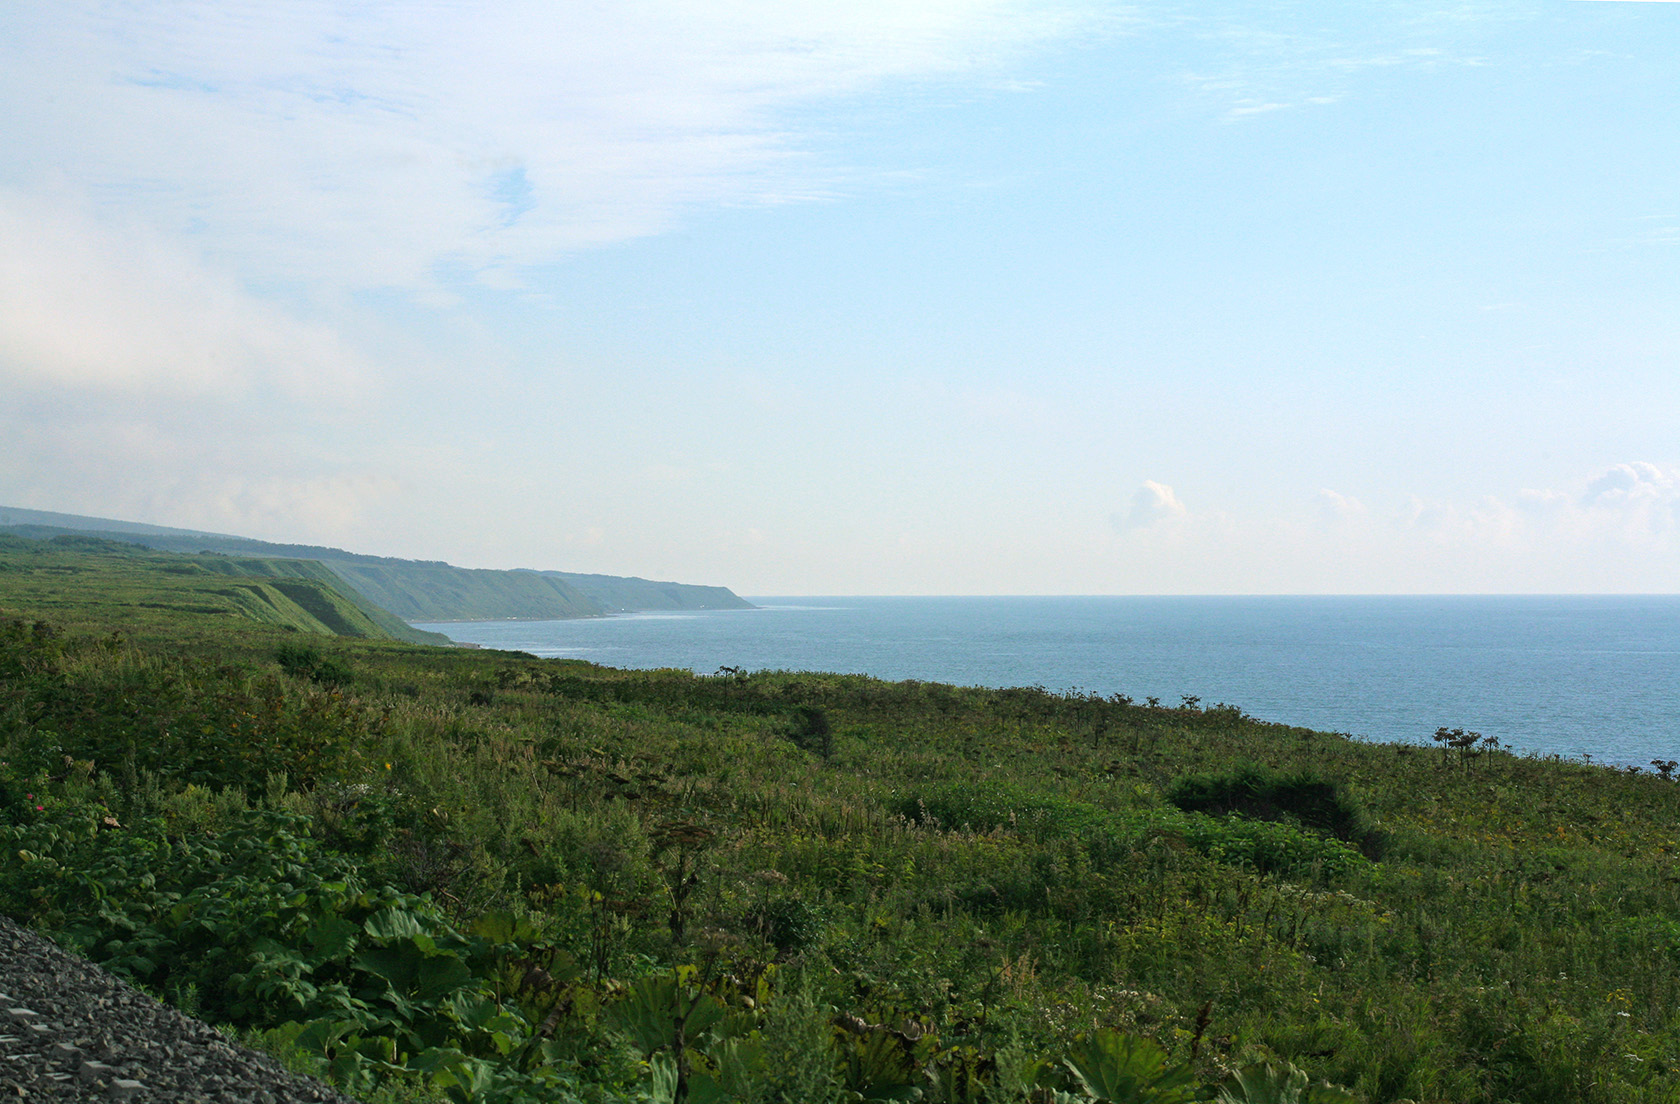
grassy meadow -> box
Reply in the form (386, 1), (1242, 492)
(2, 535), (1679, 1103)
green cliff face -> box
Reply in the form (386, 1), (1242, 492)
(0, 506), (754, 622)
(0, 534), (447, 643)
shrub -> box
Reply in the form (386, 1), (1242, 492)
(1166, 765), (1386, 859)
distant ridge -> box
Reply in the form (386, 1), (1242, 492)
(0, 505), (231, 540)
(0, 530), (450, 644)
(0, 506), (755, 622)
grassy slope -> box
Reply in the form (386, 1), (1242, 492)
(0, 508), (757, 619)
(188, 555), (452, 644)
(0, 529), (451, 644)
(0, 534), (424, 641)
(322, 559), (602, 622)
(0, 522), (606, 622)
(3, 549), (1680, 1103)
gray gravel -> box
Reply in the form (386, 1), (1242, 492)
(0, 914), (366, 1102)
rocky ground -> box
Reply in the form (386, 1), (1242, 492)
(0, 915), (364, 1102)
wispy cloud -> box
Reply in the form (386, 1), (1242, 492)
(1170, 6), (1514, 121)
(0, 1), (1104, 293)
(0, 188), (371, 400)
(0, 1), (1109, 549)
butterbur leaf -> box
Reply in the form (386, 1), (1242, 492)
(605, 973), (726, 1057)
(363, 906), (427, 943)
(355, 939), (473, 1005)
(1062, 1030), (1195, 1104)
(647, 1053), (680, 1103)
(294, 1016), (359, 1056)
(408, 1045), (470, 1076)
(356, 945), (423, 992)
(470, 909), (517, 945)
(837, 1026), (927, 1102)
(469, 907), (545, 947)
(1216, 1060), (1357, 1104)
(412, 956), (474, 1002)
(445, 989), (500, 1030)
(306, 914), (359, 964)
(704, 1035), (770, 1100)
(546, 948), (582, 985)
(432, 1055), (498, 1102)
(684, 1071), (739, 1104)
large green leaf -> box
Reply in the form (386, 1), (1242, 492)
(1215, 1060), (1356, 1104)
(354, 941), (473, 1005)
(468, 908), (544, 947)
(605, 973), (727, 1057)
(363, 906), (427, 943)
(305, 913), (359, 965)
(837, 1026), (928, 1102)
(1062, 1031), (1195, 1104)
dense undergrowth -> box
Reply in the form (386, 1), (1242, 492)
(4, 597), (1680, 1103)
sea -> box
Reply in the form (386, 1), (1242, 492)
(412, 595), (1680, 768)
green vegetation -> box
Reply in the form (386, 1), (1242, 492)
(3, 540), (1680, 1103)
(0, 505), (755, 620)
(538, 571), (756, 614)
(0, 533), (448, 644)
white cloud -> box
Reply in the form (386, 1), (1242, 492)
(1095, 464), (1680, 594)
(0, 188), (372, 401)
(0, 1), (1103, 293)
(177, 471), (406, 540)
(1316, 488), (1365, 522)
(1, 2), (1117, 555)
(1515, 487), (1569, 515)
(1380, 463), (1680, 588)
(1116, 479), (1186, 530)
(0, 399), (412, 546)
(1582, 461), (1676, 508)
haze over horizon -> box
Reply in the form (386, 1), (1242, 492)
(4, 2), (1677, 595)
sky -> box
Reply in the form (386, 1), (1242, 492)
(2, 1), (1677, 595)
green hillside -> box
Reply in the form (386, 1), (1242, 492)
(0, 506), (754, 621)
(541, 570), (754, 612)
(0, 533), (448, 644)
(186, 555), (453, 644)
(325, 559), (602, 621)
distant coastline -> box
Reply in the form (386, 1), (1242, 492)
(0, 504), (754, 624)
(422, 595), (1680, 767)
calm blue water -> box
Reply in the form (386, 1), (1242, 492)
(413, 596), (1680, 766)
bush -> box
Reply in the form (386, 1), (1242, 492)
(1166, 765), (1386, 859)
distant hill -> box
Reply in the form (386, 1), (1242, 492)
(0, 532), (450, 644)
(0, 506), (754, 622)
(537, 571), (753, 614)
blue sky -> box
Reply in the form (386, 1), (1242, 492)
(2, 1), (1677, 594)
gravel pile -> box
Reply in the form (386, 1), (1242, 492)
(0, 915), (365, 1102)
